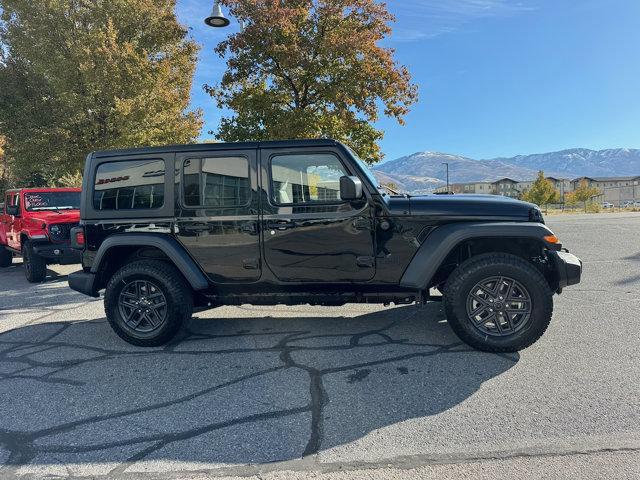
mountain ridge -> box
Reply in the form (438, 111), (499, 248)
(373, 148), (640, 193)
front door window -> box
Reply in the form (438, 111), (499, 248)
(271, 154), (348, 205)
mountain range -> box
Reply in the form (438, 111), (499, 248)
(373, 148), (640, 194)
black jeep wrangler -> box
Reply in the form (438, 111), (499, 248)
(68, 140), (581, 352)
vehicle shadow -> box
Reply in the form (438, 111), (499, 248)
(0, 262), (85, 315)
(615, 252), (640, 286)
(0, 304), (519, 472)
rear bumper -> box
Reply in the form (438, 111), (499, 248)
(32, 243), (81, 265)
(549, 250), (582, 290)
(68, 270), (100, 298)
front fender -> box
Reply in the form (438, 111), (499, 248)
(399, 222), (556, 289)
(21, 227), (49, 242)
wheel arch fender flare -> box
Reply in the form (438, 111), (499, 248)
(399, 222), (556, 290)
(91, 234), (209, 291)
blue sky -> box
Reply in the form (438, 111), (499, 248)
(177, 0), (640, 161)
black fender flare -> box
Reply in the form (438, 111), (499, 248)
(399, 222), (556, 289)
(90, 233), (209, 291)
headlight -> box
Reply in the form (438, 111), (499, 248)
(49, 224), (62, 235)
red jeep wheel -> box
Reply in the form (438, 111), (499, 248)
(23, 240), (47, 283)
(0, 247), (12, 268)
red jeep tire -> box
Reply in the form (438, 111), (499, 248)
(23, 240), (47, 283)
(0, 247), (12, 268)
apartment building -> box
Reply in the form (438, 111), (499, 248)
(435, 175), (639, 203)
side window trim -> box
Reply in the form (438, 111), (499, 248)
(268, 151), (349, 207)
(181, 155), (252, 209)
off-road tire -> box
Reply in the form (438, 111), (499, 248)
(0, 247), (12, 268)
(443, 253), (553, 353)
(104, 260), (193, 347)
(23, 240), (47, 283)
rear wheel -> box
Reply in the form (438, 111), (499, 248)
(104, 260), (193, 347)
(443, 253), (553, 352)
(0, 247), (12, 268)
(23, 241), (47, 283)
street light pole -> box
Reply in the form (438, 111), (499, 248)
(442, 162), (450, 193)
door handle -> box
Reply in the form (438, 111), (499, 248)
(241, 222), (257, 234)
(182, 224), (209, 233)
(267, 220), (295, 231)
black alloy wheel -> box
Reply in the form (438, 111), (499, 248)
(118, 279), (168, 334)
(104, 260), (193, 347)
(465, 276), (532, 337)
(443, 253), (553, 353)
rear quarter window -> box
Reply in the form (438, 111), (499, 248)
(93, 159), (165, 211)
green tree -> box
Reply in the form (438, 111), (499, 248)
(564, 191), (578, 209)
(573, 179), (601, 212)
(521, 171), (560, 209)
(0, 0), (203, 185)
(208, 0), (418, 163)
(0, 135), (9, 192)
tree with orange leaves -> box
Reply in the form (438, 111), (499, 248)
(207, 0), (418, 163)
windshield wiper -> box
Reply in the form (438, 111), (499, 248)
(378, 184), (402, 195)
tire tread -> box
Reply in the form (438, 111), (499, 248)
(104, 260), (193, 347)
(443, 253), (553, 352)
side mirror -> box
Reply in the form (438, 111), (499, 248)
(340, 176), (363, 201)
(6, 205), (19, 216)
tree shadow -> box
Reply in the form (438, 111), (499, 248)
(0, 305), (518, 473)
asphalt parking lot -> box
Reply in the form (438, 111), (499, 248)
(1, 212), (639, 479)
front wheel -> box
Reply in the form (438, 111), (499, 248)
(443, 253), (553, 353)
(23, 241), (47, 283)
(104, 260), (193, 347)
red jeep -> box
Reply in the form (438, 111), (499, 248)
(0, 188), (82, 282)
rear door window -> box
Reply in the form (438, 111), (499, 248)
(183, 157), (251, 208)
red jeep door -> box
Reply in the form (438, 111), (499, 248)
(5, 193), (21, 250)
(0, 193), (10, 246)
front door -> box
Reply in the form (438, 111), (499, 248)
(6, 193), (21, 250)
(260, 148), (376, 282)
(175, 149), (261, 283)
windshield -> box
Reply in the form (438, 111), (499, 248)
(344, 146), (382, 192)
(24, 192), (81, 211)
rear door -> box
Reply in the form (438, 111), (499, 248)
(175, 149), (261, 283)
(260, 147), (376, 282)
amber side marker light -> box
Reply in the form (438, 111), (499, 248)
(75, 230), (86, 246)
(544, 235), (560, 244)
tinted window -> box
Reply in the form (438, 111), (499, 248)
(24, 192), (80, 211)
(271, 154), (347, 205)
(183, 157), (251, 208)
(93, 160), (165, 210)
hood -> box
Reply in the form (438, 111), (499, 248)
(403, 194), (537, 219)
(28, 210), (80, 225)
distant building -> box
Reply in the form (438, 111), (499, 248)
(436, 178), (521, 198)
(435, 175), (639, 204)
(441, 182), (494, 194)
(571, 176), (640, 206)
(570, 176), (640, 190)
(491, 178), (520, 198)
